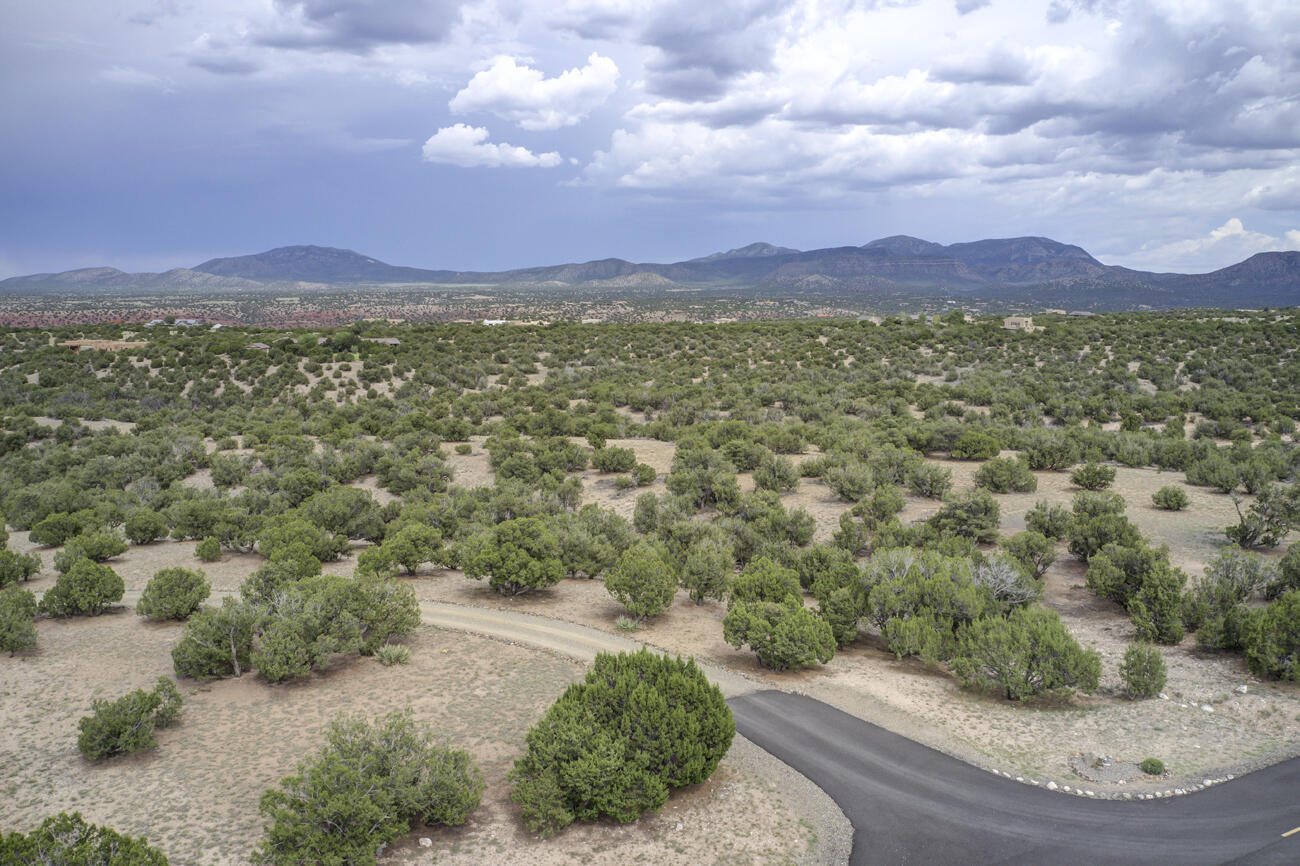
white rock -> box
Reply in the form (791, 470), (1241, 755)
(1203, 779), (1213, 786)
(419, 838), (433, 848)
(676, 823), (683, 831)
(1235, 685), (1248, 694)
(1085, 790), (1095, 797)
(1158, 693), (1169, 700)
(1047, 781), (1058, 791)
(1123, 793), (1132, 800)
(1016, 776), (1024, 782)
(1200, 704), (1213, 712)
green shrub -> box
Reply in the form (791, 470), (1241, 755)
(823, 461), (876, 502)
(729, 556), (802, 606)
(973, 456), (1038, 493)
(172, 597), (257, 679)
(0, 585), (38, 654)
(925, 490), (1001, 544)
(256, 710), (482, 865)
(455, 443), (473, 455)
(865, 550), (994, 664)
(951, 431), (1001, 460)
(1025, 500), (1072, 540)
(633, 462), (657, 486)
(53, 530), (128, 573)
(1152, 486), (1189, 511)
(1119, 642), (1167, 699)
(0, 813), (169, 865)
(724, 598), (837, 670)
(38, 558), (124, 617)
(753, 454), (798, 492)
(1067, 512), (1140, 562)
(375, 644), (410, 666)
(592, 446), (636, 473)
(680, 533), (733, 604)
(195, 536), (222, 562)
(1245, 590), (1300, 681)
(1002, 531), (1056, 580)
(604, 541), (677, 620)
(461, 517), (564, 596)
(125, 509), (170, 545)
(906, 462), (952, 499)
(613, 474), (636, 490)
(77, 677), (183, 760)
(509, 650), (733, 837)
(0, 548), (41, 587)
(1265, 543), (1300, 600)
(1069, 462), (1116, 491)
(258, 517), (348, 563)
(1140, 758), (1165, 776)
(1021, 432), (1080, 471)
(28, 512), (87, 547)
(137, 567), (210, 621)
(1185, 457), (1239, 493)
(951, 607), (1101, 701)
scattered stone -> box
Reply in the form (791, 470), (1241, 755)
(1085, 790), (1095, 797)
(1047, 781), (1058, 791)
(1200, 704), (1213, 712)
(419, 838), (433, 848)
(1203, 779), (1213, 787)
(676, 823), (683, 831)
(1235, 685), (1248, 694)
(1123, 793), (1132, 800)
(1158, 693), (1169, 700)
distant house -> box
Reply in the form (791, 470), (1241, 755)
(1002, 316), (1036, 331)
(482, 319), (506, 326)
(366, 337), (401, 346)
(247, 342), (270, 351)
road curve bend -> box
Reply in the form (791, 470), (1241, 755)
(729, 690), (1300, 866)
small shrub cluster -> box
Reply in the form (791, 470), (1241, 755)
(0, 813), (169, 864)
(38, 558), (124, 617)
(77, 677), (183, 760)
(137, 567), (210, 621)
(1119, 642), (1167, 699)
(256, 710), (482, 865)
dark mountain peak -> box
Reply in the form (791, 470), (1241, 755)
(1198, 250), (1300, 286)
(689, 242), (801, 263)
(863, 236), (946, 257)
(945, 236), (1101, 265)
(192, 245), (447, 284)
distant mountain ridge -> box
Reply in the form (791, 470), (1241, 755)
(3, 237), (1297, 311)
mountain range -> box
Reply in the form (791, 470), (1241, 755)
(4, 237), (1298, 311)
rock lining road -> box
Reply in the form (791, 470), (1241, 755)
(730, 689), (1300, 865)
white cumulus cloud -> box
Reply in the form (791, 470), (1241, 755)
(1116, 218), (1300, 272)
(421, 123), (563, 168)
(449, 53), (619, 130)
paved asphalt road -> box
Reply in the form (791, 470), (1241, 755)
(728, 690), (1300, 865)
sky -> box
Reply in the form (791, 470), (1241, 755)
(2, 0), (1299, 278)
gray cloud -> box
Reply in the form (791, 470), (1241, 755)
(257, 0), (464, 52)
(640, 0), (795, 100)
